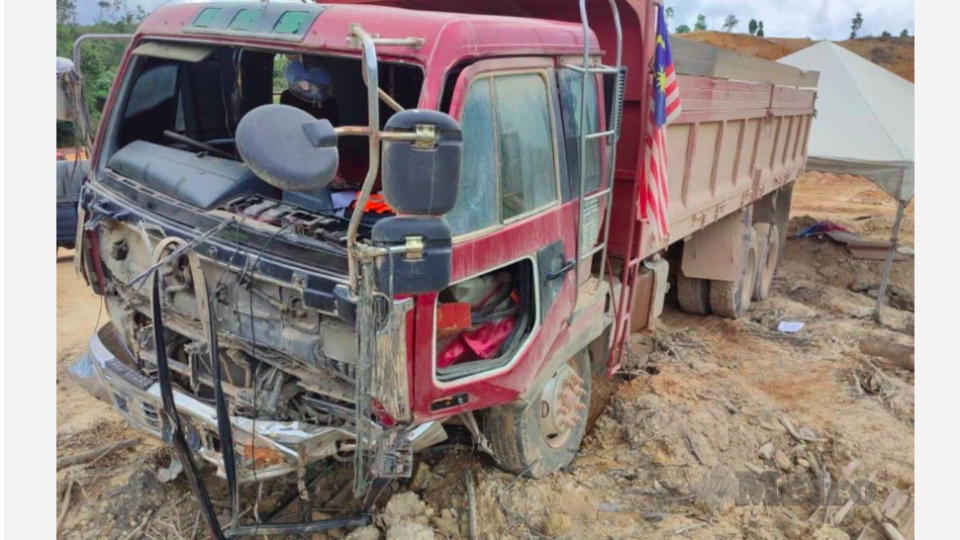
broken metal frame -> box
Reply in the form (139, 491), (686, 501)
(137, 24), (432, 538)
(147, 236), (375, 539)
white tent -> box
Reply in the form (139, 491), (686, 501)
(779, 41), (915, 322)
(779, 41), (914, 202)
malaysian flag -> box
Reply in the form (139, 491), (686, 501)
(641, 5), (682, 240)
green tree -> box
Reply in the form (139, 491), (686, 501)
(675, 24), (691, 34)
(850, 11), (864, 39)
(723, 14), (739, 32)
(881, 30), (892, 38)
(665, 7), (674, 21)
(694, 14), (708, 31)
(56, 0), (145, 147)
(757, 21), (765, 37)
(57, 0), (77, 24)
(748, 19), (758, 35)
(900, 29), (910, 38)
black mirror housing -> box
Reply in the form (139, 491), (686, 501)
(382, 110), (462, 216)
(371, 216), (452, 295)
(236, 104), (339, 192)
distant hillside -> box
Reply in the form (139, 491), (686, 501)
(677, 31), (914, 82)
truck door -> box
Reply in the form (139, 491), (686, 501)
(411, 57), (584, 419)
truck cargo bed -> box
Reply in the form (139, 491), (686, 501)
(608, 73), (815, 258)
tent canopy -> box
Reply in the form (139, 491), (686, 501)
(779, 42), (914, 201)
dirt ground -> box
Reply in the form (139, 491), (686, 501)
(56, 172), (914, 540)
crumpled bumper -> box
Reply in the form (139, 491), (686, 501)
(69, 324), (356, 483)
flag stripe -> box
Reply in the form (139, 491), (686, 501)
(640, 5), (682, 241)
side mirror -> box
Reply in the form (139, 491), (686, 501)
(236, 104), (339, 192)
(57, 57), (77, 121)
(371, 216), (452, 295)
(382, 110), (462, 216)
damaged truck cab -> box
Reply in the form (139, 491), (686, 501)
(71, 2), (625, 534)
(69, 0), (816, 536)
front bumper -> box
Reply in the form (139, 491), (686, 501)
(71, 324), (356, 483)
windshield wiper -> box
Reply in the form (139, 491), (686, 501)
(163, 130), (235, 160)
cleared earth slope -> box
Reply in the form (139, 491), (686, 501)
(678, 31), (914, 82)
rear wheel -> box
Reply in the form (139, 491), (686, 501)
(677, 272), (712, 315)
(483, 351), (591, 477)
(752, 223), (780, 301)
(709, 226), (761, 319)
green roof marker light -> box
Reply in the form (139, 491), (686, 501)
(229, 9), (263, 31)
(274, 12), (310, 34)
(184, 4), (326, 42)
(193, 7), (221, 28)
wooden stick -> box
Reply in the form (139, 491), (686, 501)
(780, 416), (818, 443)
(683, 429), (705, 465)
(833, 468), (874, 526)
(870, 504), (906, 540)
(57, 438), (141, 470)
(806, 451), (823, 479)
(463, 471), (478, 540)
(120, 509), (155, 540)
(57, 476), (75, 537)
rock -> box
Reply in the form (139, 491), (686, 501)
(344, 525), (381, 540)
(811, 525), (851, 540)
(758, 442), (775, 461)
(777, 516), (809, 540)
(385, 521), (434, 540)
(382, 492), (427, 527)
(796, 458), (810, 469)
(409, 462), (441, 493)
(542, 513), (573, 536)
(850, 278), (873, 293)
(798, 426), (818, 441)
(431, 509), (460, 538)
(774, 450), (793, 472)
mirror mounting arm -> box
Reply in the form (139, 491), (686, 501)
(334, 126), (438, 147)
(345, 24), (383, 294)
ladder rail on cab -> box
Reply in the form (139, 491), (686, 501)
(565, 0), (626, 363)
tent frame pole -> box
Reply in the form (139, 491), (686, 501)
(873, 199), (908, 324)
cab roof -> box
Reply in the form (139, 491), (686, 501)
(136, 1), (601, 67)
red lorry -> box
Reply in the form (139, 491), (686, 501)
(68, 0), (816, 536)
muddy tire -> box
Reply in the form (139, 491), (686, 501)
(709, 226), (761, 319)
(677, 272), (712, 315)
(752, 223), (780, 301)
(483, 351), (591, 477)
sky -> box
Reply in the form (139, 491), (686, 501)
(76, 0), (915, 41)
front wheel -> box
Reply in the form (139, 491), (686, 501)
(483, 351), (591, 477)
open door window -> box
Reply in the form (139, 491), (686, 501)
(434, 259), (537, 382)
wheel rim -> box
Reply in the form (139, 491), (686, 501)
(539, 361), (586, 449)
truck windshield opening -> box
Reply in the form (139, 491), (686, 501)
(104, 41), (423, 215)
